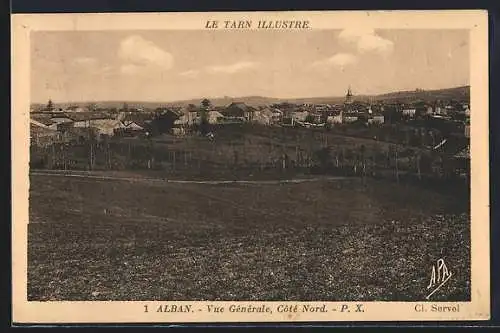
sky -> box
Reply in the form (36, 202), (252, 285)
(31, 29), (469, 103)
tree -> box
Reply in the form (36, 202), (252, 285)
(201, 98), (212, 110)
(87, 103), (97, 112)
(150, 109), (179, 136)
(394, 146), (400, 183)
(415, 151), (422, 180)
(313, 147), (331, 170)
(419, 151), (433, 174)
(198, 99), (211, 135)
(359, 144), (367, 178)
(46, 99), (54, 111)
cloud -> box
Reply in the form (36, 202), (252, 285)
(71, 57), (116, 77)
(101, 65), (113, 74)
(179, 69), (199, 78)
(338, 28), (394, 54)
(338, 28), (375, 40)
(178, 62), (259, 78)
(311, 53), (358, 70)
(72, 57), (98, 66)
(206, 61), (259, 74)
(118, 35), (174, 70)
(120, 64), (142, 75)
(357, 34), (394, 54)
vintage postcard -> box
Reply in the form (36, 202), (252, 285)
(12, 10), (489, 323)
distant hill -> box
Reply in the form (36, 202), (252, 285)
(31, 86), (470, 111)
(372, 86), (470, 103)
(166, 96), (284, 107)
(287, 86), (470, 104)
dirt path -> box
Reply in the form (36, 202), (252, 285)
(30, 169), (350, 186)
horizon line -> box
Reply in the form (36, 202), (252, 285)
(31, 84), (470, 105)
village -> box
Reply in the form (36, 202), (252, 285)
(30, 87), (470, 144)
(29, 87), (471, 184)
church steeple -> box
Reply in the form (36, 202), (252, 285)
(345, 86), (353, 105)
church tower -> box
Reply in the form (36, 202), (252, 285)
(345, 86), (353, 105)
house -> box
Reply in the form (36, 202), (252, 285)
(49, 116), (74, 130)
(251, 107), (283, 125)
(368, 114), (385, 125)
(307, 113), (323, 124)
(189, 111), (200, 124)
(31, 117), (56, 129)
(70, 110), (152, 136)
(327, 112), (343, 124)
(67, 112), (110, 122)
(30, 119), (51, 129)
(125, 120), (151, 136)
(315, 104), (329, 112)
(464, 125), (470, 138)
(374, 114), (385, 123)
(325, 109), (343, 124)
(115, 111), (130, 122)
(30, 120), (60, 146)
(89, 119), (126, 136)
(115, 111), (153, 131)
(208, 110), (224, 124)
(50, 116), (73, 124)
(445, 105), (456, 113)
(252, 108), (273, 126)
(253, 113), (272, 126)
(174, 113), (196, 127)
(121, 120), (144, 131)
(434, 106), (447, 116)
(172, 127), (187, 136)
(291, 111), (308, 122)
(464, 117), (470, 138)
(343, 112), (359, 123)
(270, 108), (283, 123)
(402, 108), (417, 118)
(223, 102), (247, 118)
(72, 117), (124, 136)
(176, 105), (196, 120)
(464, 106), (471, 117)
(172, 119), (187, 134)
(223, 102), (255, 122)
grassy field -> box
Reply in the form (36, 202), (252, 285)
(28, 173), (470, 301)
(32, 124), (440, 176)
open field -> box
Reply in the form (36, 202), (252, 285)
(28, 172), (470, 301)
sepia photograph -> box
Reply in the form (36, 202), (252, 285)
(12, 11), (489, 323)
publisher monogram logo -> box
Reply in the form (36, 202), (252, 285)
(426, 258), (453, 300)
